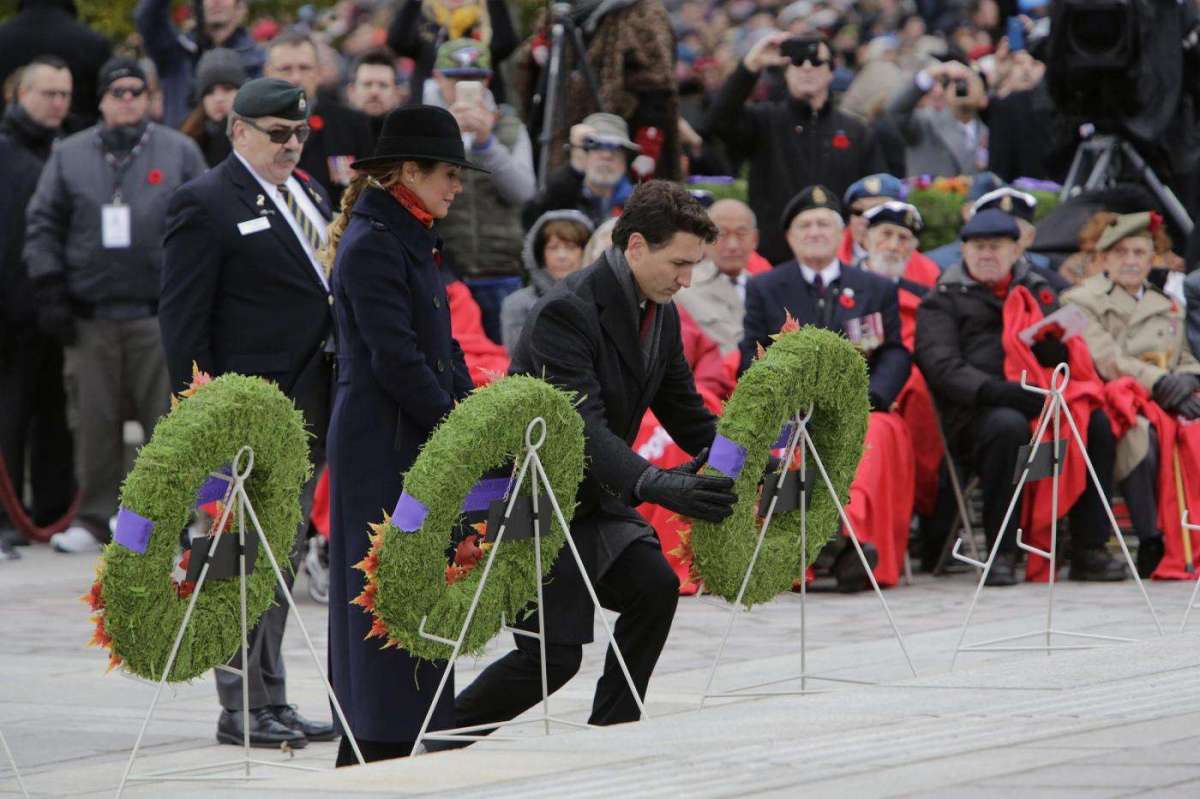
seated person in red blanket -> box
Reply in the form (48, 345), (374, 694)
(741, 185), (913, 591)
(1062, 211), (1200, 577)
(915, 209), (1128, 586)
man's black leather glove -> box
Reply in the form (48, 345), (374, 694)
(978, 379), (1045, 420)
(1176, 393), (1200, 420)
(1031, 336), (1069, 368)
(32, 276), (77, 347)
(635, 448), (737, 523)
(1153, 373), (1199, 410)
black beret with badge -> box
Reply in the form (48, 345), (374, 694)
(864, 201), (924, 234)
(971, 187), (1037, 223)
(780, 184), (843, 230)
(233, 77), (310, 121)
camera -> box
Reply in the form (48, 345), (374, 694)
(780, 37), (825, 67)
(954, 79), (969, 97)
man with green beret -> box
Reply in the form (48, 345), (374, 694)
(159, 75), (338, 749)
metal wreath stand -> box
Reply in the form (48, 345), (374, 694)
(1178, 512), (1200, 632)
(1, 727), (29, 799)
(699, 405), (918, 704)
(115, 446), (364, 798)
(950, 364), (1163, 669)
(412, 417), (646, 751)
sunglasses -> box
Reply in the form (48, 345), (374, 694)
(582, 139), (626, 153)
(241, 117), (312, 144)
(108, 86), (147, 100)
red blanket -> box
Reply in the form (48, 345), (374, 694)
(895, 254), (943, 516)
(1001, 286), (1107, 582)
(843, 411), (916, 586)
(1103, 377), (1200, 579)
(446, 280), (510, 385)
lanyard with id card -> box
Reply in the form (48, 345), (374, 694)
(102, 197), (132, 249)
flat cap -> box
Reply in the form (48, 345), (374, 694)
(844, 173), (904, 207)
(781, 184), (842, 230)
(233, 78), (309, 121)
(435, 38), (492, 77)
(961, 208), (1020, 241)
(864, 201), (923, 233)
(971, 187), (1037, 222)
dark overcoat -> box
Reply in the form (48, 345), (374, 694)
(326, 186), (472, 743)
(160, 154), (335, 455)
(508, 251), (717, 645)
(739, 261), (912, 409)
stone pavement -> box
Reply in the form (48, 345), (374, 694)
(3, 543), (1200, 798)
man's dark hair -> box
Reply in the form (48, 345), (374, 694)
(26, 55), (70, 72)
(353, 50), (397, 82)
(613, 180), (719, 251)
(266, 30), (318, 58)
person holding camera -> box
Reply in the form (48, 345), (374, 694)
(704, 32), (885, 266)
(886, 58), (989, 178)
(424, 38), (534, 344)
(523, 112), (639, 230)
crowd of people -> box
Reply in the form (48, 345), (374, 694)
(3, 0), (1200, 763)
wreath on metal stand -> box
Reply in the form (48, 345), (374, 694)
(355, 375), (586, 661)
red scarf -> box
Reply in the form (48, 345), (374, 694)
(387, 182), (435, 229)
(1001, 286), (1106, 581)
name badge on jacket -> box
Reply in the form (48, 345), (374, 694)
(101, 204), (131, 249)
(238, 217), (271, 236)
(844, 312), (884, 354)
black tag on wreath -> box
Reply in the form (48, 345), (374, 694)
(187, 533), (257, 582)
(760, 469), (816, 514)
(485, 493), (552, 542)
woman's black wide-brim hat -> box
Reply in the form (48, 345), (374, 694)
(350, 105), (490, 173)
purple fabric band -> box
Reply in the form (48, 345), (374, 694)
(708, 434), (748, 479)
(461, 477), (513, 513)
(391, 492), (429, 532)
(195, 467), (232, 506)
(774, 422), (797, 449)
(113, 507), (155, 554)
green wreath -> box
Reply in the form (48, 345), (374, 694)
(357, 375), (586, 662)
(689, 326), (870, 607)
(85, 372), (310, 681)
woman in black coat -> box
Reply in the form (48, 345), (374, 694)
(322, 105), (484, 766)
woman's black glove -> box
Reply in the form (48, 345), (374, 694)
(1176, 393), (1200, 420)
(1153, 373), (1200, 410)
(978, 379), (1045, 420)
(635, 447), (737, 523)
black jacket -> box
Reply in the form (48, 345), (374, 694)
(159, 154), (335, 452)
(914, 260), (1058, 453)
(0, 0), (111, 127)
(703, 63), (885, 264)
(740, 261), (911, 409)
(298, 99), (376, 208)
(509, 251), (716, 642)
(0, 107), (58, 330)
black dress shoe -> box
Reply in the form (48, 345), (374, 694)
(272, 704), (338, 742)
(834, 541), (878, 593)
(1069, 548), (1128, 582)
(1136, 536), (1165, 579)
(0, 527), (28, 548)
(985, 552), (1019, 587)
(217, 707), (307, 748)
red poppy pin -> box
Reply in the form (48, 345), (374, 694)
(1149, 211), (1164, 234)
(309, 114), (325, 132)
(147, 168), (163, 186)
(839, 288), (856, 309)
(831, 131), (850, 150)
(1038, 288), (1055, 306)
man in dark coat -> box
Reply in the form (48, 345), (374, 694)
(704, 33), (885, 265)
(914, 210), (1128, 587)
(160, 78), (336, 749)
(449, 181), (737, 735)
(0, 0), (111, 128)
(740, 186), (912, 591)
(0, 56), (74, 555)
(263, 31), (375, 207)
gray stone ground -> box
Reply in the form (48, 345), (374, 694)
(3, 541), (1200, 798)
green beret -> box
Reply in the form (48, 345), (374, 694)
(233, 78), (309, 121)
(1096, 211), (1160, 252)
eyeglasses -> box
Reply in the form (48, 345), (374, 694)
(108, 86), (146, 100)
(37, 89), (71, 101)
(792, 56), (828, 68)
(241, 117), (312, 144)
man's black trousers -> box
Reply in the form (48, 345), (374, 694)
(971, 407), (1116, 554)
(451, 539), (679, 734)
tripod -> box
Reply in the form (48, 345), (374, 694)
(534, 1), (604, 188)
(1058, 132), (1194, 237)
